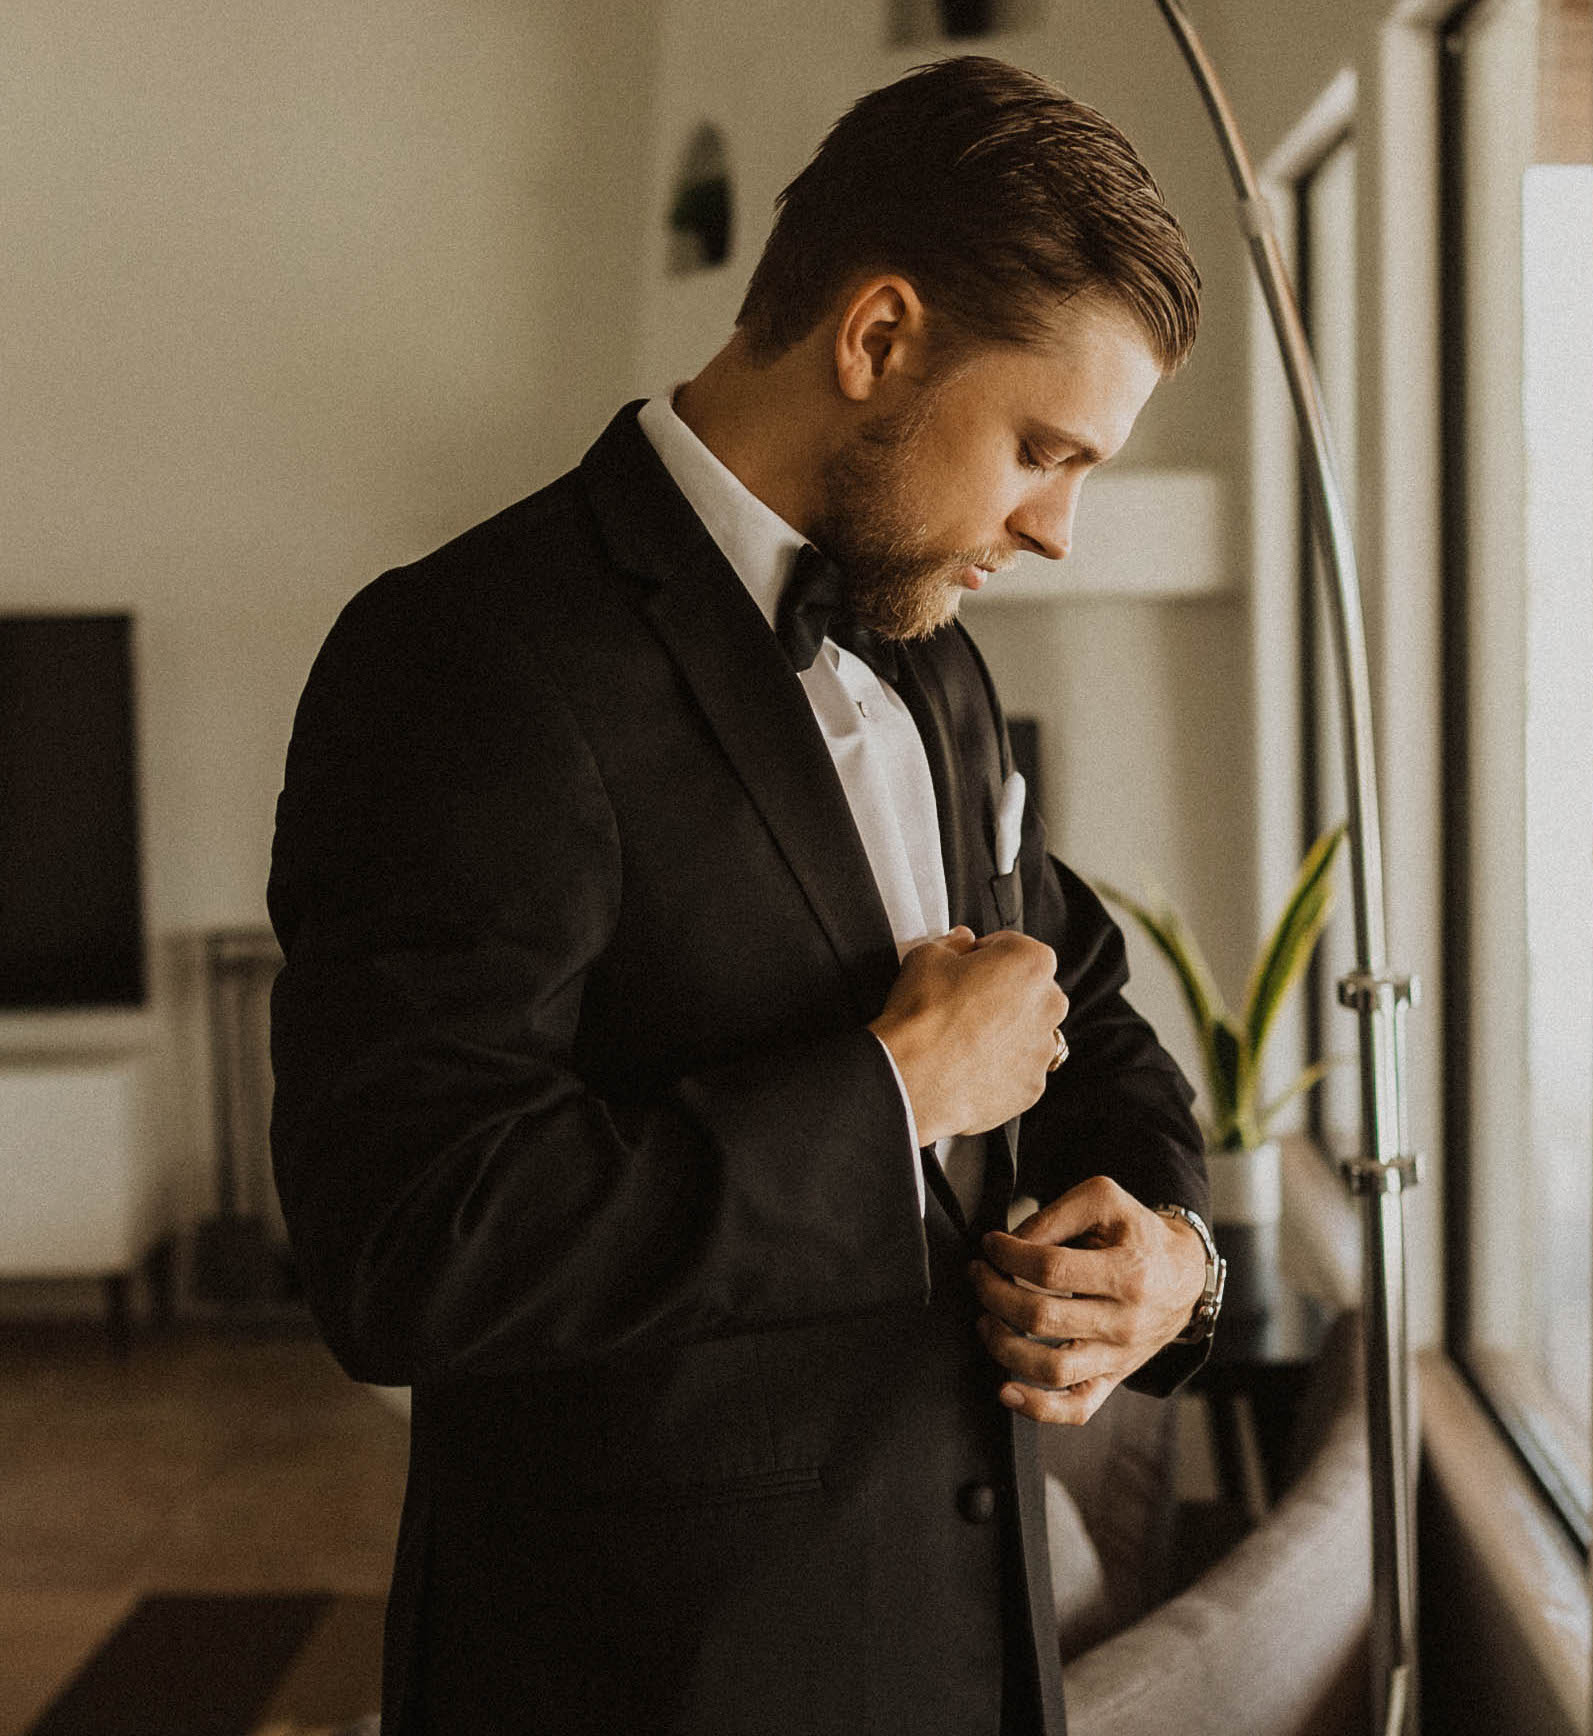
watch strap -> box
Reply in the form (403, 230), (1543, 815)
(1152, 1202), (1226, 1344)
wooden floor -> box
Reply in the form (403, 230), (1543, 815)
(0, 1320), (408, 1734)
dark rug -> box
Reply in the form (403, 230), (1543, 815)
(28, 1593), (384, 1736)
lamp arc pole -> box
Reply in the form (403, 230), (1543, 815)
(1148, 6), (1421, 1733)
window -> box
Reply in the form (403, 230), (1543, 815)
(1442, 0), (1593, 1539)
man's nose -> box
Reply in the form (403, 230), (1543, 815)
(1009, 473), (1084, 562)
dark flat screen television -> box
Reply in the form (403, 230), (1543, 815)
(0, 613), (145, 1008)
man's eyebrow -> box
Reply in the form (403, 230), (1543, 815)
(1026, 421), (1110, 466)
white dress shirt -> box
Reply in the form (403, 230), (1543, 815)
(637, 394), (987, 1217)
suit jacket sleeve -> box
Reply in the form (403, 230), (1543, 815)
(268, 573), (929, 1388)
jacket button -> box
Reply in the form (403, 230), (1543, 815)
(956, 1480), (997, 1524)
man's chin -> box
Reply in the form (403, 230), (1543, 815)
(847, 562), (968, 643)
(883, 581), (965, 644)
(871, 606), (955, 645)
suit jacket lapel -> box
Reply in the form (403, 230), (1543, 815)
(578, 406), (900, 1023)
(890, 648), (979, 934)
(896, 634), (1023, 1228)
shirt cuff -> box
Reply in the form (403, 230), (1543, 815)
(871, 1032), (927, 1217)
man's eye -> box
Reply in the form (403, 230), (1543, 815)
(1019, 442), (1060, 473)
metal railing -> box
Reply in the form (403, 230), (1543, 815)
(1149, 7), (1422, 1731)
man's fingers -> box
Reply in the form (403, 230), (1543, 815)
(997, 1374), (1117, 1426)
(978, 1233), (1125, 1301)
(968, 1259), (1114, 1340)
(899, 926), (976, 964)
(972, 1183), (1210, 1425)
(872, 925), (1069, 1143)
(976, 1313), (1112, 1390)
(1004, 1173), (1133, 1248)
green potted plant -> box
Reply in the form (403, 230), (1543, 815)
(1098, 821), (1347, 1235)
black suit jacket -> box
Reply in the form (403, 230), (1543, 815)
(268, 404), (1207, 1736)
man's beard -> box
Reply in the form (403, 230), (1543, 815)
(809, 395), (999, 643)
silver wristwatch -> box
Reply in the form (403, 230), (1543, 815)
(1152, 1203), (1226, 1344)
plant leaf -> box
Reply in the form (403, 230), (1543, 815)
(1097, 880), (1228, 1102)
(1242, 822), (1346, 1072)
(1208, 1015), (1246, 1146)
(1256, 1055), (1348, 1138)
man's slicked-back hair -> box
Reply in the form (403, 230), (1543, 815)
(736, 56), (1200, 373)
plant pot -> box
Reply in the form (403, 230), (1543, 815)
(1208, 1139), (1282, 1226)
(1208, 1140), (1282, 1318)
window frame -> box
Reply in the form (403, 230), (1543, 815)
(1437, 0), (1592, 1553)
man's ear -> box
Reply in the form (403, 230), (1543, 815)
(832, 275), (928, 402)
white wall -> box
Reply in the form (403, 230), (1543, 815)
(1, 0), (660, 1228)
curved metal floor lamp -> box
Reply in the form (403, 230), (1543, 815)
(1149, 6), (1422, 1734)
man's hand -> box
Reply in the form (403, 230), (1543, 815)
(868, 928), (1068, 1146)
(969, 1175), (1206, 1425)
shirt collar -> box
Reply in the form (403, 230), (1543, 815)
(636, 393), (806, 634)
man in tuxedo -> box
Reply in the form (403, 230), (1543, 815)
(269, 55), (1217, 1736)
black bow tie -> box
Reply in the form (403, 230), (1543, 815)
(775, 544), (898, 684)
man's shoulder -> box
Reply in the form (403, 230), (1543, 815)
(294, 470), (644, 747)
(355, 466), (598, 625)
(335, 402), (669, 646)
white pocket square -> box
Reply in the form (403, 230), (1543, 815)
(995, 770), (1026, 877)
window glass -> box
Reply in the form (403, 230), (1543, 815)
(1445, 0), (1593, 1534)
